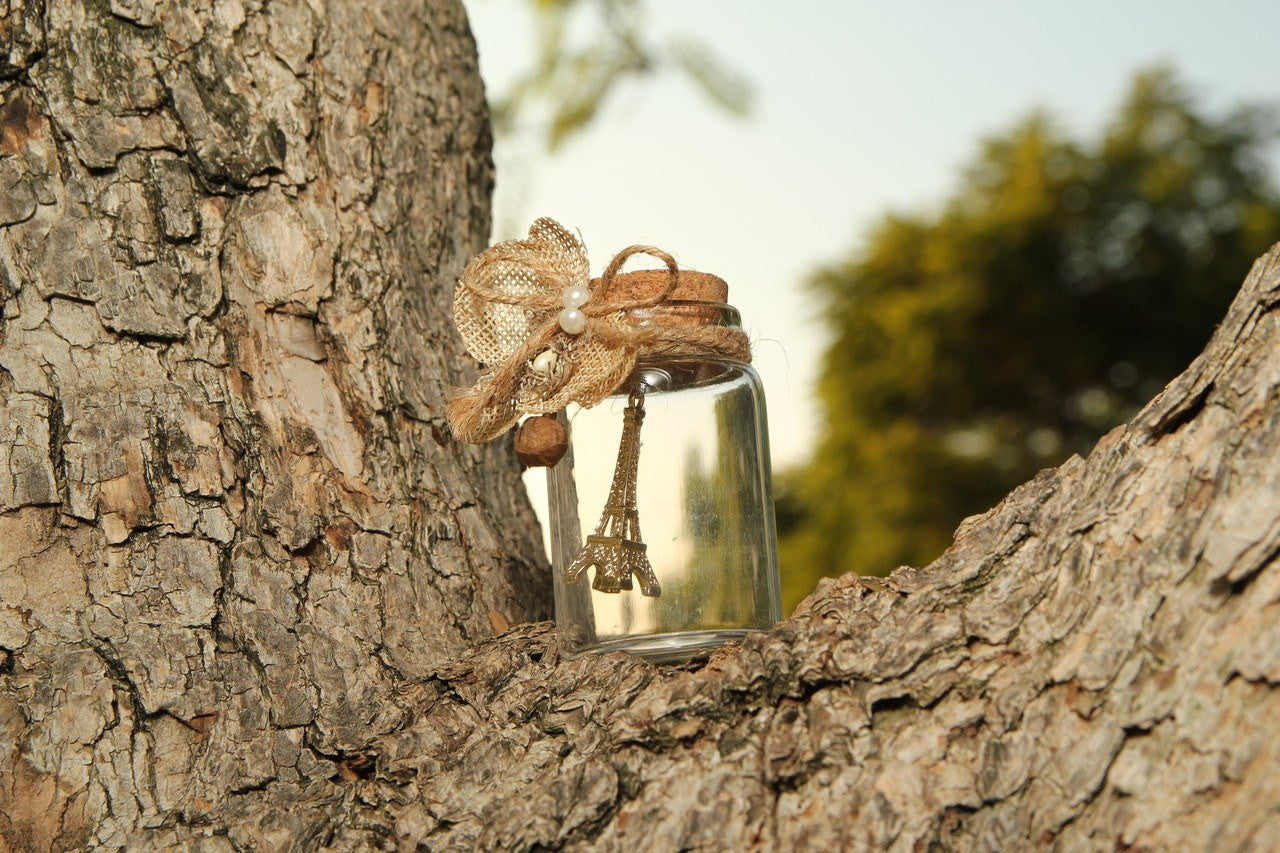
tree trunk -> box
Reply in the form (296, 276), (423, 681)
(3, 3), (1280, 851)
(1, 1), (548, 849)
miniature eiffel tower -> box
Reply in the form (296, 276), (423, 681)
(564, 388), (661, 596)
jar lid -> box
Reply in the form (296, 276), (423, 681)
(591, 269), (729, 304)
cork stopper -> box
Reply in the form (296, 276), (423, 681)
(591, 269), (729, 303)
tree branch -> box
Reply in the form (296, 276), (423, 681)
(181, 248), (1280, 850)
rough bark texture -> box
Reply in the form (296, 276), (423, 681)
(3, 2), (1280, 851)
(0, 2), (550, 849)
(262, 248), (1280, 852)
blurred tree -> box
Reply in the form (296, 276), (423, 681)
(492, 0), (752, 150)
(778, 67), (1280, 608)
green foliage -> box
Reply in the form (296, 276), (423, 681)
(778, 68), (1280, 610)
(493, 0), (752, 150)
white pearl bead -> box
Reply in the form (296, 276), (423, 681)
(558, 308), (587, 335)
(561, 285), (591, 309)
(531, 348), (559, 373)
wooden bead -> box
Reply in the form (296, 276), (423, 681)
(515, 414), (568, 467)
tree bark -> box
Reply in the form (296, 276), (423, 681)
(3, 3), (1280, 852)
(0, 1), (549, 849)
(315, 248), (1280, 852)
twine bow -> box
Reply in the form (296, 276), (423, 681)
(447, 217), (749, 443)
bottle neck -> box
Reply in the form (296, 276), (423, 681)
(625, 300), (742, 333)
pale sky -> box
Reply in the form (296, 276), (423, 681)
(467, 0), (1280, 469)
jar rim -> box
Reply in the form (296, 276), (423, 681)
(625, 300), (742, 331)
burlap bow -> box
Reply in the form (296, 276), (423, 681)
(447, 217), (749, 443)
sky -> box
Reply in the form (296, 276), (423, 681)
(467, 0), (1280, 469)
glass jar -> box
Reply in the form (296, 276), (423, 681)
(544, 272), (781, 662)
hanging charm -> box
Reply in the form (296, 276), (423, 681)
(563, 385), (660, 596)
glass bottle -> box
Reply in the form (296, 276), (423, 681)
(545, 271), (782, 662)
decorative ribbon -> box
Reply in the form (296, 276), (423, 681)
(447, 217), (751, 443)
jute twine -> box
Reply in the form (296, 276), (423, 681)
(448, 218), (751, 442)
